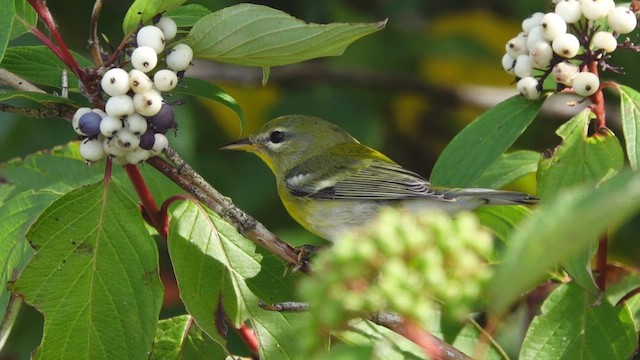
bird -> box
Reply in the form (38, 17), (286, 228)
(221, 115), (538, 242)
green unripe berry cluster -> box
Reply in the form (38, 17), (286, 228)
(298, 208), (494, 347)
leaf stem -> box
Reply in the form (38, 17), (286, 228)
(26, 0), (85, 79)
(595, 234), (608, 291)
(124, 164), (163, 236)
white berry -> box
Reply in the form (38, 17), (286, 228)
(125, 147), (151, 164)
(99, 116), (123, 137)
(522, 12), (545, 33)
(155, 17), (177, 41)
(526, 26), (546, 50)
(591, 31), (618, 53)
(555, 0), (583, 23)
(151, 133), (169, 155)
(608, 7), (638, 34)
(131, 46), (158, 73)
(114, 129), (140, 150)
(124, 113), (148, 135)
(541, 13), (568, 41)
(136, 25), (165, 54)
(100, 68), (130, 96)
(129, 69), (153, 94)
(103, 137), (128, 157)
(517, 77), (541, 100)
(133, 90), (163, 116)
(529, 41), (553, 69)
(514, 54), (534, 78)
(552, 62), (580, 85)
(165, 43), (193, 71)
(105, 95), (135, 117)
(501, 53), (516, 74)
(572, 71), (600, 96)
(72, 107), (92, 135)
(154, 69), (178, 91)
(580, 0), (610, 20)
(552, 33), (580, 58)
(80, 138), (106, 162)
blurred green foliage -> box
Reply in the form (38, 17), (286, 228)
(3, 1), (640, 357)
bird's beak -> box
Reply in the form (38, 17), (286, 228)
(220, 137), (257, 151)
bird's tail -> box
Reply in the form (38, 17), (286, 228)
(445, 188), (540, 206)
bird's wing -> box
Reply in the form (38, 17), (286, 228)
(285, 150), (452, 201)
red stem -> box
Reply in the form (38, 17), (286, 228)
(124, 165), (163, 236)
(588, 61), (606, 131)
(595, 234), (608, 291)
(235, 323), (260, 356)
(26, 0), (85, 79)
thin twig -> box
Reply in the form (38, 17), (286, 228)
(89, 0), (105, 67)
(0, 68), (45, 93)
(146, 149), (305, 272)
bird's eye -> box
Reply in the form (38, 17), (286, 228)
(269, 130), (286, 144)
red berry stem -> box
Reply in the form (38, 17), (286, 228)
(235, 323), (260, 356)
(124, 164), (164, 236)
(26, 0), (85, 80)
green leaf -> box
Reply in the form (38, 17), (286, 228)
(476, 205), (531, 244)
(122, 0), (187, 36)
(13, 181), (163, 359)
(537, 108), (624, 199)
(164, 4), (211, 28)
(1, 46), (94, 90)
(188, 3), (386, 67)
(473, 150), (540, 189)
(0, 190), (60, 334)
(169, 201), (300, 359)
(172, 77), (245, 131)
(519, 282), (636, 360)
(489, 170), (640, 313)
(431, 95), (545, 188)
(10, 0), (37, 40)
(536, 108), (624, 292)
(0, 90), (80, 106)
(0, 0), (14, 64)
(151, 315), (226, 360)
(619, 84), (640, 170)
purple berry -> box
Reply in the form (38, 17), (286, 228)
(147, 103), (176, 134)
(78, 112), (102, 137)
(139, 129), (156, 150)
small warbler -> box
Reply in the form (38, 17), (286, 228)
(222, 115), (538, 242)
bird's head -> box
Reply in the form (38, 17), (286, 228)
(221, 115), (358, 175)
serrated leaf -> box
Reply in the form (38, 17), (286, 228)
(10, 0), (37, 40)
(519, 282), (636, 360)
(489, 170), (640, 313)
(169, 201), (300, 359)
(1, 46), (93, 89)
(537, 108), (624, 198)
(164, 4), (211, 28)
(473, 150), (540, 189)
(122, 0), (187, 36)
(188, 3), (385, 67)
(619, 84), (640, 170)
(0, 90), (79, 106)
(0, 190), (60, 335)
(151, 315), (226, 360)
(13, 181), (163, 360)
(537, 108), (624, 292)
(172, 77), (245, 132)
(0, 0), (14, 64)
(431, 95), (544, 188)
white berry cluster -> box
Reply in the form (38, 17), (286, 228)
(72, 15), (194, 164)
(502, 0), (637, 100)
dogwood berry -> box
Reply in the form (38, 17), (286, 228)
(78, 112), (102, 137)
(517, 77), (541, 100)
(165, 44), (193, 71)
(154, 69), (178, 91)
(99, 116), (123, 137)
(552, 33), (580, 58)
(80, 138), (106, 162)
(608, 7), (638, 34)
(514, 54), (534, 78)
(101, 68), (130, 96)
(105, 95), (135, 117)
(129, 69), (154, 93)
(131, 46), (158, 72)
(133, 90), (163, 116)
(555, 0), (582, 23)
(541, 13), (567, 41)
(124, 113), (148, 135)
(155, 17), (177, 40)
(151, 133), (169, 155)
(572, 71), (600, 96)
(136, 25), (165, 54)
(591, 31), (617, 53)
(72, 107), (92, 135)
(580, 0), (610, 20)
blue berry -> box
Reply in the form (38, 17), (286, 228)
(78, 112), (102, 137)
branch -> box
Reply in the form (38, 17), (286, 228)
(89, 0), (105, 67)
(368, 312), (471, 360)
(0, 68), (45, 93)
(146, 148), (306, 272)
